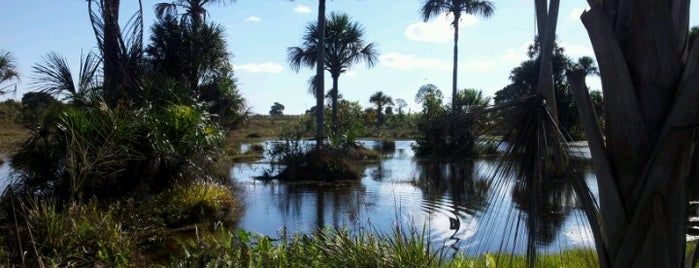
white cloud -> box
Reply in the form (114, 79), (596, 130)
(404, 13), (479, 43)
(560, 42), (594, 57)
(293, 5), (312, 14)
(379, 52), (495, 72)
(379, 52), (449, 70)
(245, 16), (261, 22)
(499, 41), (532, 65)
(569, 8), (586, 21)
(462, 60), (497, 71)
(235, 62), (284, 73)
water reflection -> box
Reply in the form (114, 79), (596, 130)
(508, 164), (582, 260)
(411, 160), (491, 254)
(232, 140), (596, 256)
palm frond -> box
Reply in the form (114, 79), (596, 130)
(31, 52), (76, 97)
(420, 0), (451, 22)
(0, 51), (19, 86)
(287, 47), (316, 72)
(155, 2), (179, 20)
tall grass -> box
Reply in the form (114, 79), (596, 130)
(6, 198), (135, 267)
(174, 226), (443, 267)
(173, 225), (600, 267)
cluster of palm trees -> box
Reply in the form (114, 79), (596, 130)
(288, 0), (496, 140)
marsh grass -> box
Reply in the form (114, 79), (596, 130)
(174, 225), (443, 267)
(9, 198), (135, 267)
(0, 101), (29, 155)
(173, 225), (602, 267)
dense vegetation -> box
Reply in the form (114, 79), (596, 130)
(0, 0), (697, 267)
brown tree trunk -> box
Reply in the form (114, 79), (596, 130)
(535, 0), (559, 122)
(331, 74), (339, 135)
(451, 14), (460, 112)
(100, 0), (122, 107)
(315, 0), (326, 145)
(569, 1), (698, 267)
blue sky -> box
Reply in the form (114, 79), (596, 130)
(1, 1), (698, 114)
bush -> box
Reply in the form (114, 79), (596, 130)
(157, 181), (242, 227)
(7, 199), (134, 267)
(272, 146), (364, 182)
(10, 102), (224, 201)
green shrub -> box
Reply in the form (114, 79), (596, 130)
(158, 181), (242, 228)
(14, 199), (134, 267)
(10, 102), (225, 201)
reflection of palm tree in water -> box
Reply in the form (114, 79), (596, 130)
(510, 165), (580, 261)
(275, 181), (367, 232)
(414, 160), (491, 255)
(446, 215), (461, 255)
(415, 161), (490, 214)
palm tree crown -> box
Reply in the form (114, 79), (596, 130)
(0, 50), (19, 95)
(31, 51), (102, 104)
(155, 0), (234, 24)
(369, 91), (394, 125)
(420, 0), (494, 111)
(288, 12), (378, 131)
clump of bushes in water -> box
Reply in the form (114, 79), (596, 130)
(413, 86), (493, 160)
(261, 117), (379, 182)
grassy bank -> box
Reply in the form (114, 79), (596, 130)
(173, 227), (599, 267)
(0, 101), (29, 156)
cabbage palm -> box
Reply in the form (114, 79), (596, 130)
(0, 50), (19, 95)
(155, 0), (235, 25)
(31, 51), (102, 104)
(87, 0), (144, 107)
(420, 0), (494, 111)
(369, 91), (393, 125)
(288, 12), (378, 133)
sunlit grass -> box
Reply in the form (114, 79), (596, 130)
(13, 199), (134, 267)
(160, 180), (243, 227)
(0, 101), (29, 155)
(172, 226), (603, 268)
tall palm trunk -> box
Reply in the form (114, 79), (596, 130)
(101, 0), (122, 107)
(315, 0), (326, 144)
(535, 0), (559, 122)
(451, 13), (460, 112)
(567, 1), (697, 267)
(331, 73), (339, 134)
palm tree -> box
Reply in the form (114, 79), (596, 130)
(369, 91), (394, 125)
(454, 88), (489, 113)
(31, 51), (102, 104)
(288, 12), (378, 133)
(88, 0), (144, 107)
(155, 0), (235, 25)
(561, 1), (697, 267)
(0, 50), (19, 95)
(146, 16), (231, 92)
(420, 0), (494, 111)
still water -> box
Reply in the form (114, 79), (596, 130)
(232, 140), (597, 256)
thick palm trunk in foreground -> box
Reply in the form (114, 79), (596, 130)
(568, 1), (697, 267)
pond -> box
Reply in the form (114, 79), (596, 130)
(232, 140), (598, 256)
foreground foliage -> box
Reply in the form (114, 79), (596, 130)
(173, 227), (598, 268)
(0, 180), (242, 266)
